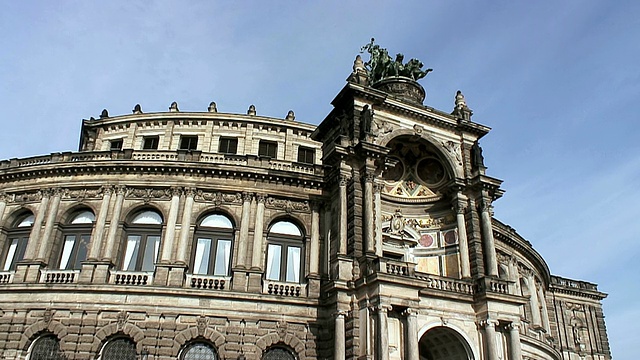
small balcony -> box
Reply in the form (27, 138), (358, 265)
(186, 274), (230, 291)
(109, 270), (153, 286)
(262, 279), (306, 297)
(39, 269), (80, 284)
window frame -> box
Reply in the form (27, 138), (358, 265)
(121, 211), (163, 272)
(179, 135), (199, 151)
(180, 341), (218, 360)
(265, 221), (305, 283)
(218, 137), (238, 155)
(258, 140), (278, 158)
(142, 136), (160, 150)
(30, 334), (64, 360)
(297, 146), (315, 164)
(2, 214), (33, 271)
(191, 215), (234, 276)
(101, 336), (137, 360)
(110, 139), (123, 151)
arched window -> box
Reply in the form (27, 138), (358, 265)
(102, 337), (137, 360)
(2, 212), (34, 271)
(181, 341), (218, 360)
(122, 210), (163, 272)
(30, 335), (64, 360)
(192, 214), (233, 276)
(263, 346), (296, 360)
(265, 220), (304, 283)
(58, 210), (95, 270)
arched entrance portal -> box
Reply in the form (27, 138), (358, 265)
(419, 327), (474, 360)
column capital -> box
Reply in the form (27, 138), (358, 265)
(256, 193), (267, 203)
(371, 304), (392, 313)
(115, 185), (127, 195)
(333, 310), (348, 319)
(184, 187), (197, 197)
(242, 192), (254, 202)
(101, 185), (114, 196)
(402, 308), (418, 318)
(38, 189), (52, 198)
(506, 322), (521, 332)
(170, 186), (183, 197)
(0, 191), (7, 202)
(339, 175), (350, 187)
(479, 319), (499, 329)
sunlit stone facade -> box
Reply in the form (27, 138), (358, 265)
(0, 58), (610, 360)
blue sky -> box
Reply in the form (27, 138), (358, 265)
(1, 1), (638, 358)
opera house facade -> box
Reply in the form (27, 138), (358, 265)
(0, 47), (610, 360)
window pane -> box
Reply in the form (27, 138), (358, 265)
(103, 338), (137, 360)
(270, 221), (302, 236)
(214, 240), (231, 276)
(17, 215), (34, 227)
(110, 139), (123, 150)
(142, 236), (160, 271)
(143, 136), (159, 150)
(123, 236), (141, 271)
(180, 136), (198, 150)
(200, 214), (233, 228)
(131, 211), (162, 224)
(219, 137), (238, 154)
(74, 235), (90, 269)
(31, 335), (64, 360)
(59, 236), (76, 270)
(70, 211), (95, 224)
(266, 244), (282, 281)
(298, 147), (315, 164)
(259, 141), (277, 158)
(194, 238), (212, 275)
(183, 342), (217, 360)
(286, 246), (301, 283)
(3, 239), (18, 271)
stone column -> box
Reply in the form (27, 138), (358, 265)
(374, 182), (383, 257)
(403, 309), (419, 360)
(309, 202), (320, 275)
(23, 190), (50, 260)
(507, 323), (523, 360)
(36, 189), (62, 261)
(334, 312), (346, 360)
(481, 320), (499, 360)
(527, 274), (542, 328)
(376, 305), (390, 360)
(176, 188), (195, 264)
(88, 186), (112, 260)
(454, 194), (471, 278)
(479, 197), (498, 277)
(160, 187), (182, 262)
(339, 176), (348, 255)
(235, 192), (253, 269)
(363, 173), (375, 254)
(537, 285), (551, 332)
(102, 186), (126, 261)
(250, 194), (266, 269)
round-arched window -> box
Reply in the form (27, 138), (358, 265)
(58, 210), (95, 270)
(192, 214), (234, 276)
(263, 347), (296, 360)
(102, 337), (137, 360)
(2, 212), (34, 271)
(122, 209), (163, 271)
(265, 221), (304, 283)
(181, 342), (217, 360)
(30, 335), (64, 360)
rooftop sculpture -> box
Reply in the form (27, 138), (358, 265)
(361, 38), (433, 84)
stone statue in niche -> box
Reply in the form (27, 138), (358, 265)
(471, 141), (485, 169)
(360, 105), (373, 139)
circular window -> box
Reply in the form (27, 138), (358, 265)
(383, 157), (405, 182)
(416, 158), (445, 186)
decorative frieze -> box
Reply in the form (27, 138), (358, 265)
(125, 187), (172, 201)
(195, 190), (242, 205)
(265, 197), (310, 213)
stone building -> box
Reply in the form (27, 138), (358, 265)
(0, 46), (610, 360)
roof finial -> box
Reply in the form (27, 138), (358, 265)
(452, 90), (472, 121)
(353, 54), (365, 72)
(132, 104), (142, 114)
(100, 109), (109, 119)
(169, 101), (179, 112)
(208, 102), (217, 113)
(247, 104), (256, 116)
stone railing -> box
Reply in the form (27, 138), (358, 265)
(109, 271), (152, 286)
(550, 275), (598, 291)
(375, 258), (415, 277)
(476, 277), (511, 295)
(263, 280), (305, 297)
(40, 270), (79, 284)
(0, 272), (14, 284)
(0, 150), (324, 177)
(186, 274), (230, 291)
(416, 273), (475, 295)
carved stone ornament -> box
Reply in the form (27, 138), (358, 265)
(276, 320), (289, 338)
(197, 315), (208, 336)
(12, 191), (42, 204)
(116, 311), (128, 331)
(390, 209), (405, 234)
(125, 188), (172, 201)
(43, 308), (54, 324)
(62, 188), (102, 200)
(442, 140), (463, 166)
(195, 191), (242, 205)
(265, 197), (310, 213)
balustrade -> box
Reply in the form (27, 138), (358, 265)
(40, 270), (79, 284)
(110, 271), (151, 286)
(186, 274), (230, 291)
(263, 280), (305, 297)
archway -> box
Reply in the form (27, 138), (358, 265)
(419, 326), (473, 360)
